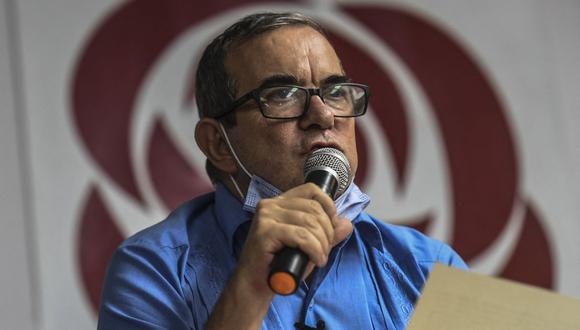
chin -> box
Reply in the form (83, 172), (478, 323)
(278, 177), (305, 193)
(264, 162), (305, 192)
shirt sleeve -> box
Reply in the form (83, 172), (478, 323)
(437, 242), (469, 270)
(97, 242), (195, 330)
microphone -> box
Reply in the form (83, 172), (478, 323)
(268, 147), (351, 295)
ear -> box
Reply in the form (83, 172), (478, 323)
(195, 118), (237, 174)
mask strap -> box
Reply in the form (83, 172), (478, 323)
(218, 122), (252, 178)
(229, 174), (245, 200)
(218, 122), (252, 200)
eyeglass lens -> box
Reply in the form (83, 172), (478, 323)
(259, 85), (366, 119)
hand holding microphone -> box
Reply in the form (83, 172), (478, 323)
(268, 147), (352, 295)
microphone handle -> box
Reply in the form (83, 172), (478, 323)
(268, 170), (338, 295)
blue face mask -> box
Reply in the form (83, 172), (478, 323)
(241, 174), (370, 221)
(241, 175), (282, 213)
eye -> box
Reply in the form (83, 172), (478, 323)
(262, 86), (300, 104)
(325, 85), (348, 100)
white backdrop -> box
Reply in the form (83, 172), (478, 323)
(1, 0), (579, 329)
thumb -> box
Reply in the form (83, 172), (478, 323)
(332, 216), (353, 246)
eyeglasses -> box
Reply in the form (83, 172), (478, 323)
(217, 83), (370, 119)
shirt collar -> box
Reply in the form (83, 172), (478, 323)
(335, 182), (371, 222)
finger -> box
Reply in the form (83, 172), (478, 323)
(259, 197), (334, 246)
(282, 183), (337, 220)
(331, 216), (353, 247)
(264, 223), (328, 267)
(268, 208), (331, 256)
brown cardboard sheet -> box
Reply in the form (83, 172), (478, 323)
(406, 264), (580, 330)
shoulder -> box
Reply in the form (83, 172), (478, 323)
(356, 212), (467, 269)
(98, 192), (216, 329)
(108, 191), (217, 284)
(120, 192), (215, 251)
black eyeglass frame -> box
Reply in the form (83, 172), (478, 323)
(215, 83), (370, 120)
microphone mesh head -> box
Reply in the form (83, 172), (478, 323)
(304, 147), (351, 197)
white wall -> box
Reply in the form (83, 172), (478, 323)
(0, 0), (36, 329)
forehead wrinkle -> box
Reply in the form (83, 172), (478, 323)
(267, 29), (312, 84)
(303, 30), (345, 86)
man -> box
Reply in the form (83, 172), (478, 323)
(98, 12), (467, 329)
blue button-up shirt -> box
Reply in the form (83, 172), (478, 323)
(98, 183), (467, 329)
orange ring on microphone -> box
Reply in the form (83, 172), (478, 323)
(269, 272), (297, 295)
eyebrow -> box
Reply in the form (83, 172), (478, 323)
(256, 74), (352, 89)
(258, 74), (301, 88)
(321, 74), (352, 85)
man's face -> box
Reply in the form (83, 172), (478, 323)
(224, 26), (358, 193)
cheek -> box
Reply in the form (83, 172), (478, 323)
(344, 123), (359, 175)
(263, 123), (298, 149)
(347, 143), (358, 176)
(245, 124), (301, 167)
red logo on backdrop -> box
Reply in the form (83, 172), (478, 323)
(72, 1), (554, 313)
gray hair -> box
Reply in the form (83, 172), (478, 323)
(195, 12), (326, 124)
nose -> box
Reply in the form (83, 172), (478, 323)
(299, 95), (335, 130)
